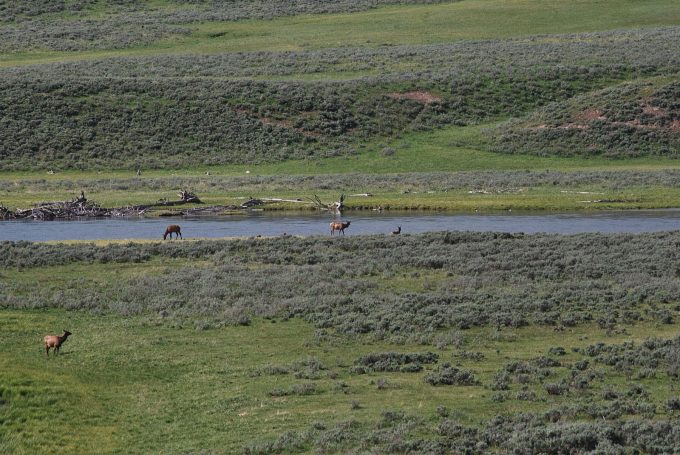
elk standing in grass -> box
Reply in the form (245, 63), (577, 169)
(330, 220), (351, 236)
(44, 330), (71, 357)
(163, 224), (182, 240)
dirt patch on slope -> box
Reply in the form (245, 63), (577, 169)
(387, 90), (441, 104)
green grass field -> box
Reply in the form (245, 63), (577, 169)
(3, 0), (679, 67)
(186, 0), (680, 53)
(3, 310), (679, 454)
(3, 123), (679, 180)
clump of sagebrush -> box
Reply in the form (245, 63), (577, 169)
(491, 371), (511, 391)
(583, 335), (680, 378)
(250, 356), (326, 378)
(291, 357), (327, 379)
(243, 430), (310, 455)
(504, 357), (556, 377)
(350, 352), (438, 374)
(269, 382), (317, 397)
(433, 329), (465, 349)
(425, 363), (478, 386)
(245, 409), (680, 453)
(665, 397), (680, 413)
(488, 356), (565, 392)
(455, 350), (485, 361)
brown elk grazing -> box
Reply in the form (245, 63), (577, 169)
(392, 226), (401, 235)
(163, 224), (182, 240)
(44, 330), (71, 357)
(330, 220), (351, 236)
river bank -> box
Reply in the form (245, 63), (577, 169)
(2, 177), (680, 215)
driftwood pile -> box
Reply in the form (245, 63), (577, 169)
(2, 191), (349, 221)
(2, 190), (204, 220)
(16, 200), (109, 220)
(3, 191), (109, 220)
(177, 197), (265, 216)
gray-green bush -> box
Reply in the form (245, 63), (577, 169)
(2, 231), (679, 338)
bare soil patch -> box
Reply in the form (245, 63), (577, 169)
(260, 117), (322, 138)
(577, 108), (607, 122)
(641, 104), (667, 117)
(387, 90), (441, 104)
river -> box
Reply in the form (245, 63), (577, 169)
(1, 209), (679, 242)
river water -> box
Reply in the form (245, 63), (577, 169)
(1, 210), (678, 242)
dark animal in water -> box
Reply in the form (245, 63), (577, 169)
(44, 330), (71, 356)
(330, 220), (351, 236)
(392, 226), (401, 235)
(163, 225), (182, 240)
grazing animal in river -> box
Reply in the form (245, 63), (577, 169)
(44, 330), (71, 357)
(330, 220), (351, 236)
(392, 226), (401, 235)
(163, 225), (182, 240)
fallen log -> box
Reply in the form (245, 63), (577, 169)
(310, 193), (346, 212)
(109, 205), (150, 217)
(241, 198), (264, 208)
(261, 198), (307, 203)
(178, 190), (202, 203)
(181, 205), (242, 216)
(154, 199), (202, 207)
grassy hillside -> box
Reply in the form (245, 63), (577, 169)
(0, 0), (443, 54)
(1, 0), (678, 58)
(0, 1), (678, 171)
(1, 26), (678, 170)
(491, 78), (680, 158)
(2, 233), (680, 453)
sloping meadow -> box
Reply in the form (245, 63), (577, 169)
(1, 27), (678, 169)
(491, 78), (680, 158)
(0, 0), (445, 52)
